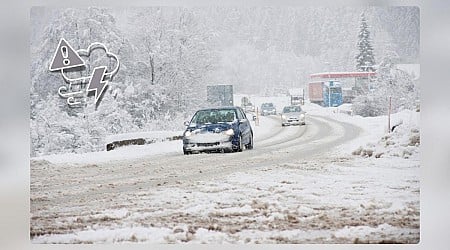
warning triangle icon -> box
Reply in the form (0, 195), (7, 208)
(49, 38), (85, 71)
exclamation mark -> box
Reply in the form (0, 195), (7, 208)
(61, 46), (70, 66)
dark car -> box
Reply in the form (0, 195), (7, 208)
(260, 103), (276, 116)
(183, 107), (253, 154)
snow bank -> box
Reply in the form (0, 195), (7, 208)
(303, 101), (420, 159)
(32, 140), (182, 164)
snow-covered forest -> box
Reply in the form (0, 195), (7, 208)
(30, 6), (419, 156)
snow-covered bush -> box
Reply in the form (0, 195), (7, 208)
(352, 112), (420, 159)
(352, 95), (387, 117)
(352, 51), (419, 117)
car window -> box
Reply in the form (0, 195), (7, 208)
(283, 106), (302, 113)
(191, 109), (236, 124)
(236, 108), (245, 120)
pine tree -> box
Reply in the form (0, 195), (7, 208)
(356, 12), (376, 72)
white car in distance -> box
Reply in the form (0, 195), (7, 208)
(281, 105), (306, 126)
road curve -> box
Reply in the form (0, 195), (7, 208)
(31, 115), (362, 206)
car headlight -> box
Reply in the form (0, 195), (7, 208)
(300, 114), (305, 119)
(281, 115), (287, 119)
(224, 129), (234, 136)
(184, 131), (192, 137)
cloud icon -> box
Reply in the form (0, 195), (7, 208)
(61, 42), (120, 83)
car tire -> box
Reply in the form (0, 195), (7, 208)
(234, 134), (243, 152)
(246, 133), (253, 149)
(183, 149), (190, 155)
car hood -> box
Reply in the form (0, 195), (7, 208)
(185, 123), (234, 143)
(186, 122), (233, 134)
(282, 112), (304, 117)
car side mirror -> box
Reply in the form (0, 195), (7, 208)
(183, 121), (190, 126)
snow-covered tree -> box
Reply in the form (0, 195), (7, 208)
(124, 7), (216, 123)
(355, 12), (376, 72)
(353, 51), (419, 117)
(30, 7), (137, 155)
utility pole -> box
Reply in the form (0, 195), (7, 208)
(255, 107), (259, 126)
(388, 96), (392, 133)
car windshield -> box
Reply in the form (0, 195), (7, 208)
(261, 103), (273, 108)
(191, 109), (236, 125)
(283, 106), (302, 113)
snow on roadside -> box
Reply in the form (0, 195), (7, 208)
(303, 101), (420, 158)
(32, 130), (184, 164)
(32, 140), (182, 164)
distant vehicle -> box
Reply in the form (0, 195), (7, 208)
(289, 88), (305, 105)
(281, 105), (306, 126)
(342, 88), (355, 103)
(239, 96), (255, 113)
(310, 71), (376, 96)
(308, 81), (343, 107)
(206, 85), (234, 107)
(260, 103), (276, 116)
(242, 103), (255, 113)
(182, 107), (253, 154)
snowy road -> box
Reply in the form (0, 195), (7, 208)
(30, 114), (419, 243)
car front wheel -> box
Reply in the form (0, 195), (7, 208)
(246, 133), (253, 149)
(234, 134), (243, 152)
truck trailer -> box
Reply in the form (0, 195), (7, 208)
(308, 81), (343, 107)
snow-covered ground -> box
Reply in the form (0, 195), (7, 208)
(30, 101), (419, 244)
(32, 136), (182, 165)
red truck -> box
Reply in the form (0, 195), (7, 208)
(308, 81), (343, 107)
(308, 81), (324, 105)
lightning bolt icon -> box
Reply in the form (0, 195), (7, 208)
(87, 66), (108, 105)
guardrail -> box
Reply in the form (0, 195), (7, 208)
(106, 135), (184, 151)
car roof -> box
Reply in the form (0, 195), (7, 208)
(196, 106), (241, 111)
